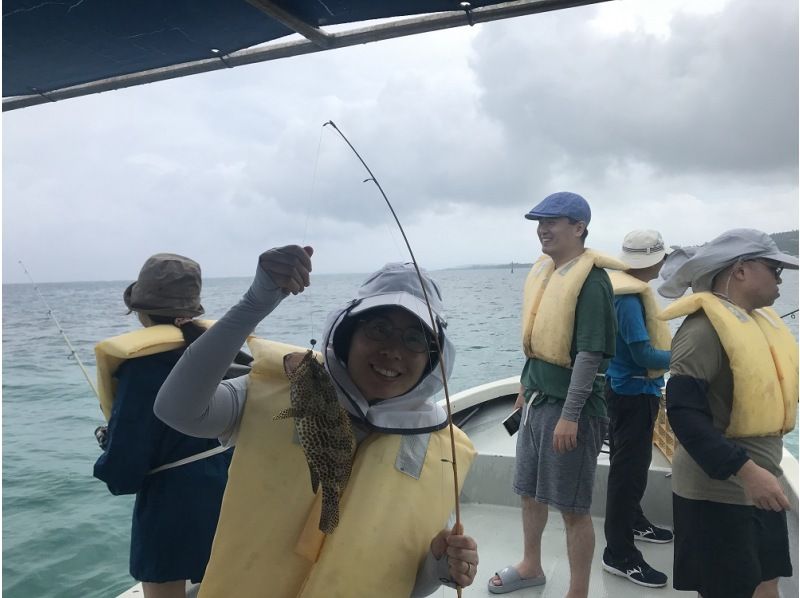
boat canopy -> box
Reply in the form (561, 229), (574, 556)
(2, 0), (608, 111)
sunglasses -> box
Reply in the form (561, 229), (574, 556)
(357, 317), (432, 354)
(746, 259), (784, 279)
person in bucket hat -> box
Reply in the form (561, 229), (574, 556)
(601, 230), (674, 588)
(659, 229), (797, 597)
(95, 253), (250, 598)
(123, 253), (205, 320)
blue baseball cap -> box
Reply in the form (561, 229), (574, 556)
(524, 191), (591, 224)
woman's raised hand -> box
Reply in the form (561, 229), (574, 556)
(258, 245), (313, 295)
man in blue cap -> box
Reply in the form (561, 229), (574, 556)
(489, 192), (620, 596)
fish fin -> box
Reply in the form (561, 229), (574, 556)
(319, 485), (340, 535)
(273, 407), (300, 420)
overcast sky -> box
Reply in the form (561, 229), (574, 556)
(2, 0), (798, 284)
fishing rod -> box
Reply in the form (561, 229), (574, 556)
(18, 260), (99, 397)
(323, 121), (465, 592)
(780, 308), (798, 320)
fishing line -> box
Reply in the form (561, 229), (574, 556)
(303, 125), (326, 245)
(323, 120), (464, 594)
(301, 125), (328, 349)
(18, 260), (99, 397)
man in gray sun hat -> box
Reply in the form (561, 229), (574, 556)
(658, 229), (798, 598)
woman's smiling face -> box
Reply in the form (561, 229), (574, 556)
(346, 307), (432, 402)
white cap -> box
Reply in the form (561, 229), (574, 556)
(619, 230), (672, 269)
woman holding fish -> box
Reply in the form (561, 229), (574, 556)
(154, 245), (479, 598)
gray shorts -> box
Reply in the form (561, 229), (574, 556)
(513, 400), (608, 514)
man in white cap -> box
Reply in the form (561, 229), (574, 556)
(602, 230), (673, 588)
(489, 192), (622, 596)
(658, 229), (798, 598)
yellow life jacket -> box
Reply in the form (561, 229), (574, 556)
(608, 270), (672, 379)
(199, 337), (477, 598)
(522, 249), (627, 367)
(660, 293), (798, 437)
(95, 324), (191, 421)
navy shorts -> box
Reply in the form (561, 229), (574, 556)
(673, 493), (793, 598)
(513, 401), (608, 514)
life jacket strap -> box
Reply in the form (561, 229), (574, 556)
(148, 444), (231, 475)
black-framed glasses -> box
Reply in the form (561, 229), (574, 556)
(747, 259), (784, 279)
(358, 317), (432, 354)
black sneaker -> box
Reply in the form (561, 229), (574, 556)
(602, 552), (668, 588)
(633, 524), (674, 543)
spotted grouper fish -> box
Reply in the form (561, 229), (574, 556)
(275, 350), (357, 534)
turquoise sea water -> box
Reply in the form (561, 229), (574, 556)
(3, 268), (798, 597)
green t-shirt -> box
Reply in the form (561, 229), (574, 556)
(521, 266), (617, 418)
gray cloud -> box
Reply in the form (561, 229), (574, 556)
(2, 0), (797, 283)
(472, 0), (798, 184)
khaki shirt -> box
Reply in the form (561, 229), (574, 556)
(670, 312), (783, 505)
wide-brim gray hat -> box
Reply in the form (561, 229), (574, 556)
(123, 253), (204, 317)
(658, 228), (798, 298)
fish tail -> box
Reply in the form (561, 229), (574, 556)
(319, 485), (340, 534)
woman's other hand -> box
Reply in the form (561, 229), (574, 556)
(430, 524), (479, 588)
(258, 245), (313, 295)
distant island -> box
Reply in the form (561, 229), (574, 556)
(445, 262), (534, 271)
(771, 230), (799, 256)
(449, 230), (799, 271)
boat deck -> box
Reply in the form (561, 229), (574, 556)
(457, 388), (680, 597)
(460, 503), (683, 597)
(456, 382), (797, 598)
(118, 378), (797, 597)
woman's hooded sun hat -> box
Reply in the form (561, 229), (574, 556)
(322, 262), (455, 435)
(123, 253), (205, 318)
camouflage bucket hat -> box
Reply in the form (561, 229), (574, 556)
(123, 253), (204, 318)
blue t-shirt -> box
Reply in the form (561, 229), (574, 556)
(605, 294), (670, 397)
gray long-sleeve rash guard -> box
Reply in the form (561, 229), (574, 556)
(153, 265), (452, 597)
(560, 351), (604, 422)
(154, 264), (284, 443)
